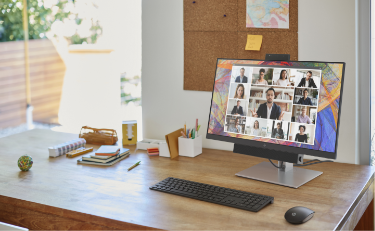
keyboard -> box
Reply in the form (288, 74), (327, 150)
(149, 177), (274, 212)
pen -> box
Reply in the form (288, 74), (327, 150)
(128, 161), (141, 171)
(184, 122), (186, 136)
(195, 119), (198, 134)
(181, 131), (187, 138)
(187, 129), (190, 138)
(192, 128), (195, 139)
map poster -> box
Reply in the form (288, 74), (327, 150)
(246, 0), (289, 29)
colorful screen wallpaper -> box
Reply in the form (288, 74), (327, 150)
(207, 59), (344, 153)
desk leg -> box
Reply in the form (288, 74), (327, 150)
(354, 199), (374, 230)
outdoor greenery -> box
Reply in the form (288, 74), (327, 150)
(121, 74), (141, 105)
(0, 0), (101, 44)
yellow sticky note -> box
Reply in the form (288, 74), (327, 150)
(245, 34), (263, 51)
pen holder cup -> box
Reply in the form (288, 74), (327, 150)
(178, 135), (202, 157)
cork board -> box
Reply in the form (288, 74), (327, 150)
(184, 0), (238, 31)
(237, 32), (298, 60)
(237, 0), (298, 32)
(184, 0), (298, 91)
(184, 32), (238, 91)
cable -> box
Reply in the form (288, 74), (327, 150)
(301, 159), (321, 164)
(293, 159), (321, 166)
(268, 159), (283, 168)
(294, 160), (333, 167)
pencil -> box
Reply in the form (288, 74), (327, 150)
(128, 161), (141, 171)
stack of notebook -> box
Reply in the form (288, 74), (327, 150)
(147, 147), (159, 156)
(77, 146), (130, 166)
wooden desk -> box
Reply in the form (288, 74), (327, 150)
(0, 129), (373, 230)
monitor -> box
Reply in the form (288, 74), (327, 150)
(206, 58), (345, 188)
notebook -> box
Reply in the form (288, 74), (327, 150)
(77, 153), (130, 166)
(95, 145), (121, 156)
(82, 150), (130, 163)
(89, 148), (130, 160)
(165, 128), (184, 159)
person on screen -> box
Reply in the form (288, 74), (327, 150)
(295, 125), (308, 143)
(271, 122), (284, 139)
(296, 107), (312, 124)
(297, 71), (317, 88)
(297, 89), (313, 105)
(252, 120), (260, 136)
(231, 100), (244, 116)
(249, 88), (285, 120)
(275, 69), (290, 87)
(254, 69), (268, 85)
(228, 117), (242, 133)
(235, 118), (242, 134)
(233, 84), (245, 99)
(235, 68), (248, 83)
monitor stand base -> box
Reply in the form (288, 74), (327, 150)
(235, 162), (322, 189)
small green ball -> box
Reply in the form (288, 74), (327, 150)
(18, 155), (33, 171)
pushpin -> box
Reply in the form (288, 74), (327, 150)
(193, 1), (196, 3)
(224, 14), (227, 17)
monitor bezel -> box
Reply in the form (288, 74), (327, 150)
(206, 58), (346, 160)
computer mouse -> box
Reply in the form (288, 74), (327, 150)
(284, 206), (314, 224)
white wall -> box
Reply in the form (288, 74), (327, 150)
(142, 0), (356, 163)
(299, 0), (356, 163)
(142, 0), (231, 151)
(97, 0), (142, 77)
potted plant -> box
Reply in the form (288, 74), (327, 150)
(312, 90), (318, 99)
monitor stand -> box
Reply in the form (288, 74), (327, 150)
(235, 161), (323, 189)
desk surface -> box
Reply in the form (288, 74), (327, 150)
(0, 129), (374, 230)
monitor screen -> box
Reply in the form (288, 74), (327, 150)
(207, 59), (345, 154)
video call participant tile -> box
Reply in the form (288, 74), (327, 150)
(293, 88), (319, 107)
(289, 123), (315, 145)
(227, 99), (248, 116)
